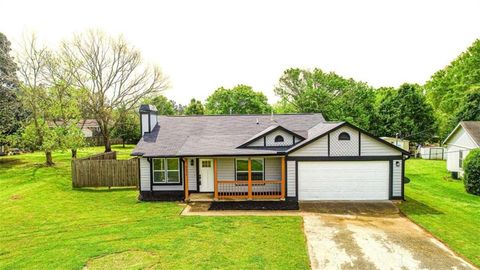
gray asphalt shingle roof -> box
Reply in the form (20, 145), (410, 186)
(132, 113), (341, 157)
(461, 121), (480, 146)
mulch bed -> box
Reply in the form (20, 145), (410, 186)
(208, 201), (299, 211)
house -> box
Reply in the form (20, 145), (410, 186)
(443, 121), (480, 178)
(132, 105), (410, 202)
(381, 137), (410, 152)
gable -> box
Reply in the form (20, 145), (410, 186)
(445, 126), (478, 150)
(289, 125), (403, 157)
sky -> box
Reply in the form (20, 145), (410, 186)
(1, 0), (480, 105)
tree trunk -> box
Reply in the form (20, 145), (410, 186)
(45, 151), (54, 166)
(104, 134), (112, 152)
(71, 149), (77, 158)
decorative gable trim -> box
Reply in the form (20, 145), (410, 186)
(287, 122), (410, 156)
(238, 125), (305, 148)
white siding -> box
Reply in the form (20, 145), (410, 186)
(187, 158), (197, 191)
(289, 136), (328, 157)
(287, 161), (296, 197)
(140, 158), (150, 191)
(141, 114), (149, 135)
(265, 157), (281, 180)
(329, 126), (359, 156)
(361, 134), (401, 156)
(149, 113), (157, 132)
(392, 160), (402, 197)
(446, 127), (477, 173)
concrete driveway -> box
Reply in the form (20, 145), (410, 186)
(301, 202), (477, 270)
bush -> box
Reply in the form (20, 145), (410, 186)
(463, 149), (480, 195)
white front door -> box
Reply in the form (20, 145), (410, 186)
(199, 159), (214, 192)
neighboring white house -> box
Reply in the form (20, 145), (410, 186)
(381, 137), (410, 152)
(132, 104), (410, 202)
(443, 121), (480, 178)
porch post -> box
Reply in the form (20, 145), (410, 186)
(214, 159), (218, 200)
(184, 158), (189, 201)
(248, 158), (252, 199)
(281, 156), (286, 199)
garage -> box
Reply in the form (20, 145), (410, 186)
(298, 161), (390, 200)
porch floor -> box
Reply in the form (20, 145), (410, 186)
(189, 193), (214, 202)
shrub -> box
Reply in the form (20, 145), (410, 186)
(463, 149), (480, 195)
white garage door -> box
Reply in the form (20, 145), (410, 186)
(298, 161), (389, 200)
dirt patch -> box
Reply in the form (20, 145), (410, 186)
(209, 201), (299, 210)
(10, 194), (23, 200)
(84, 250), (159, 270)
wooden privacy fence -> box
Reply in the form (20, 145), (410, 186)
(71, 152), (139, 188)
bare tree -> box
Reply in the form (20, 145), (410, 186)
(60, 30), (168, 152)
(16, 34), (55, 165)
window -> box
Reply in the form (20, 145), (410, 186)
(202, 160), (211, 167)
(236, 158), (264, 180)
(274, 135), (284, 142)
(338, 132), (351, 140)
(459, 151), (463, 168)
(153, 158), (180, 184)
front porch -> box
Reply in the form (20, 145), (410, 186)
(184, 157), (286, 201)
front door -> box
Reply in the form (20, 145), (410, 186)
(199, 159), (214, 192)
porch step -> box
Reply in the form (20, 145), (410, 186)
(209, 201), (299, 211)
(189, 193), (214, 202)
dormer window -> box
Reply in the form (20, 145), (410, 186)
(338, 132), (350, 141)
(274, 135), (284, 142)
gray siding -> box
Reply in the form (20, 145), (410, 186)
(265, 157), (281, 180)
(187, 158), (197, 191)
(361, 134), (401, 156)
(392, 159), (402, 197)
(289, 136), (328, 156)
(287, 160), (296, 197)
(329, 126), (359, 156)
(217, 158), (235, 180)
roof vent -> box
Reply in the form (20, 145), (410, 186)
(256, 118), (259, 125)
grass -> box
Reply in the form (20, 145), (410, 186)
(400, 158), (480, 267)
(0, 146), (309, 269)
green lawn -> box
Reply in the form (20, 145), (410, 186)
(0, 146), (309, 269)
(400, 159), (480, 267)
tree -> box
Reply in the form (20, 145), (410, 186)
(425, 39), (480, 137)
(454, 87), (480, 123)
(145, 95), (176, 115)
(184, 98), (204, 115)
(60, 30), (168, 152)
(373, 83), (436, 144)
(463, 149), (480, 196)
(17, 35), (85, 164)
(274, 68), (375, 130)
(111, 107), (140, 147)
(205, 85), (271, 114)
(0, 32), (24, 146)
(17, 35), (55, 164)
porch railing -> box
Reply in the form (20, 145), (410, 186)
(217, 180), (283, 199)
(213, 157), (285, 200)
